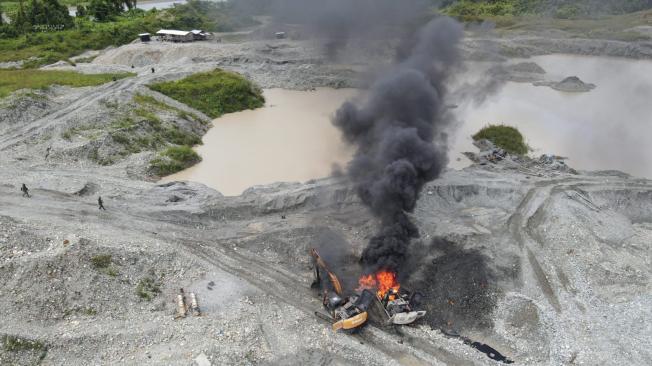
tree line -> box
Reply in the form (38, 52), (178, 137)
(0, 0), (138, 37)
(440, 0), (652, 18)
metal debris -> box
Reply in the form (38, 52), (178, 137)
(175, 288), (187, 319)
(189, 292), (200, 316)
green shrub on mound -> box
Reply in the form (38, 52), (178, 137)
(150, 146), (201, 176)
(149, 69), (265, 118)
(472, 124), (529, 155)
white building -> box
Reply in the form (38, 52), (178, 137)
(156, 29), (193, 43)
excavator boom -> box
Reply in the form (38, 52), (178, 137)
(310, 248), (343, 295)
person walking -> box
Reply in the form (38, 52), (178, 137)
(21, 183), (30, 198)
(98, 196), (106, 210)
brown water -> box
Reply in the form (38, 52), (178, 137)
(166, 55), (652, 196)
(450, 55), (652, 176)
(164, 88), (356, 195)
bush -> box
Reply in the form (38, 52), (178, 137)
(443, 0), (518, 19)
(162, 145), (200, 163)
(472, 124), (529, 155)
(150, 145), (201, 175)
(88, 0), (125, 22)
(2, 335), (46, 352)
(136, 277), (161, 301)
(91, 254), (112, 269)
(149, 68), (265, 118)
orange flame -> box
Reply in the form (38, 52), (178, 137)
(357, 270), (400, 299)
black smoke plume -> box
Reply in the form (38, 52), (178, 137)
(267, 0), (428, 59)
(333, 17), (463, 272)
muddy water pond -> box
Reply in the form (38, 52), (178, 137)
(164, 88), (356, 196)
(166, 54), (652, 196)
(450, 54), (652, 176)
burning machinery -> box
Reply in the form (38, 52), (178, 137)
(310, 248), (426, 331)
(357, 271), (426, 326)
(311, 248), (370, 331)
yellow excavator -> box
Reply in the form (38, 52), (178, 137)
(310, 248), (373, 331)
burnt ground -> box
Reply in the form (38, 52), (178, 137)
(404, 238), (499, 333)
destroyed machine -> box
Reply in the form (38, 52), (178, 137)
(310, 248), (426, 331)
(311, 248), (371, 331)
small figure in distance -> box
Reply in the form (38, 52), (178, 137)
(21, 183), (30, 198)
(98, 196), (106, 211)
(151, 67), (155, 73)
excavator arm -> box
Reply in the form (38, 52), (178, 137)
(310, 248), (343, 295)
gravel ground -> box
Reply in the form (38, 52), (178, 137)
(1, 160), (650, 365)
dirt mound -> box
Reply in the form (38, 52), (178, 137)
(534, 75), (596, 92)
(74, 182), (99, 197)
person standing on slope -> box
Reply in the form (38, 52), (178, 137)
(98, 196), (106, 210)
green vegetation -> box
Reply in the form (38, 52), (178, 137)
(63, 306), (98, 318)
(443, 0), (519, 18)
(61, 122), (102, 140)
(74, 55), (99, 63)
(134, 108), (161, 124)
(77, 94), (204, 170)
(1, 12), (163, 67)
(106, 267), (118, 277)
(87, 0), (138, 21)
(0, 1), (257, 68)
(486, 9), (652, 41)
(61, 130), (72, 140)
(91, 254), (120, 276)
(133, 93), (176, 112)
(0, 69), (134, 98)
(2, 334), (46, 352)
(473, 124), (529, 155)
(442, 0), (652, 20)
(79, 70), (260, 174)
(91, 254), (112, 269)
(149, 68), (265, 118)
(84, 307), (98, 315)
(135, 277), (161, 301)
(6, 0), (74, 35)
(150, 145), (201, 175)
(105, 97), (202, 152)
(110, 116), (136, 130)
(134, 93), (204, 124)
(440, 1), (652, 34)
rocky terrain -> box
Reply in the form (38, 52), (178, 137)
(1, 23), (652, 366)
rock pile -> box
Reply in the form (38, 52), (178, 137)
(534, 76), (596, 92)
